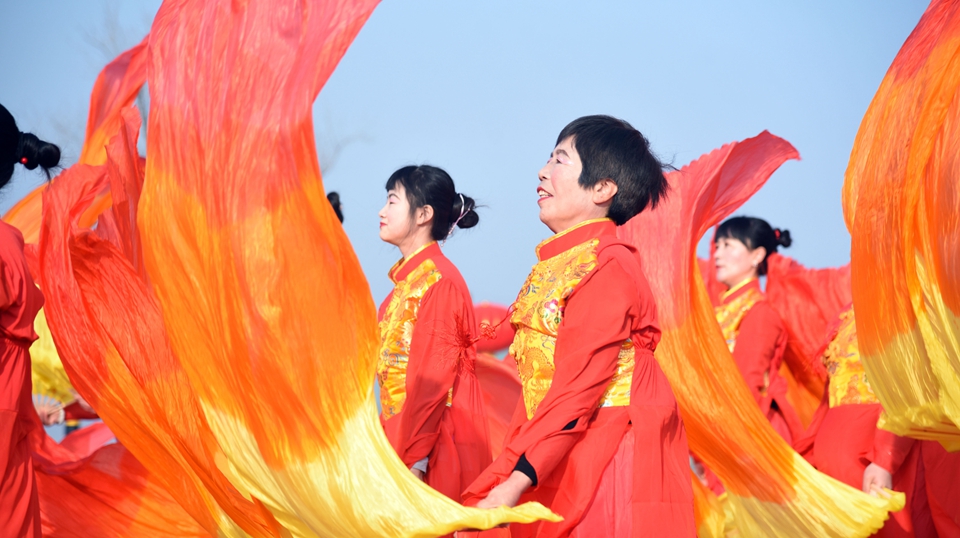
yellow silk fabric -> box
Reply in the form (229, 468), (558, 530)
(842, 0), (960, 449)
(715, 280), (763, 353)
(29, 309), (75, 404)
(691, 477), (726, 538)
(509, 228), (633, 419)
(620, 132), (903, 536)
(378, 256), (444, 419)
(823, 308), (880, 408)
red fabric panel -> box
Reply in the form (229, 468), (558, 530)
(380, 248), (492, 501)
(922, 441), (960, 538)
(475, 354), (521, 459)
(813, 404), (924, 537)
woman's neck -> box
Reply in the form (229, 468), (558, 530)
(397, 231), (434, 259)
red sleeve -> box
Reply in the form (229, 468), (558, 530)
(510, 255), (637, 483)
(0, 247), (19, 313)
(385, 278), (466, 467)
(869, 427), (915, 475)
(732, 302), (784, 403)
(63, 401), (100, 421)
(792, 379), (830, 465)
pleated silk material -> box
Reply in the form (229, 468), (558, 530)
(38, 1), (559, 536)
(26, 40), (151, 455)
(842, 0), (960, 450)
(764, 254), (851, 427)
(619, 131), (905, 536)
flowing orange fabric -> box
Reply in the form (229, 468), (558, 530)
(38, 1), (556, 536)
(698, 254), (726, 308)
(2, 38), (146, 244)
(765, 253), (849, 426)
(41, 108), (276, 536)
(36, 444), (207, 538)
(21, 42), (149, 449)
(28, 411), (206, 538)
(842, 0), (960, 449)
(619, 131), (904, 535)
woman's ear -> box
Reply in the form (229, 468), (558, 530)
(416, 204), (435, 226)
(749, 246), (767, 268)
(592, 178), (619, 205)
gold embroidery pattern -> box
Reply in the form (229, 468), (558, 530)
(715, 285), (775, 396)
(715, 286), (764, 354)
(509, 239), (634, 419)
(822, 307), (878, 407)
(377, 259), (443, 419)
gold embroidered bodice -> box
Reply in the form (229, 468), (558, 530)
(509, 235), (634, 419)
(715, 280), (764, 353)
(715, 279), (775, 396)
(377, 255), (443, 419)
(822, 307), (878, 407)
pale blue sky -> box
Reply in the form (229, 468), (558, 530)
(0, 1), (928, 306)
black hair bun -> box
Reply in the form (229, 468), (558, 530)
(453, 193), (479, 230)
(18, 132), (61, 173)
(326, 191), (343, 223)
(775, 228), (792, 248)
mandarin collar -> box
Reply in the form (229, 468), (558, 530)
(535, 218), (616, 261)
(721, 277), (761, 304)
(389, 242), (440, 283)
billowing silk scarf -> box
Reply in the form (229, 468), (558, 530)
(843, 0), (960, 450)
(38, 1), (557, 536)
(620, 132), (904, 537)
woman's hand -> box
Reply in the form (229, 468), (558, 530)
(476, 471), (533, 509)
(862, 462), (893, 497)
(411, 468), (425, 481)
(34, 398), (65, 426)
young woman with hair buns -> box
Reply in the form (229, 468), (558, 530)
(375, 164), (490, 509)
(0, 103), (61, 538)
(712, 217), (804, 445)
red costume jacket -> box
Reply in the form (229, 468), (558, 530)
(463, 219), (694, 538)
(377, 242), (490, 502)
(0, 222), (45, 538)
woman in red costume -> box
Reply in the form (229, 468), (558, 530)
(464, 115), (694, 537)
(794, 306), (937, 537)
(713, 216), (804, 444)
(0, 104), (60, 538)
(376, 165), (490, 504)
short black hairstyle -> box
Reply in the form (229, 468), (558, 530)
(385, 165), (479, 241)
(715, 216), (792, 276)
(556, 115), (667, 225)
(0, 103), (61, 189)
